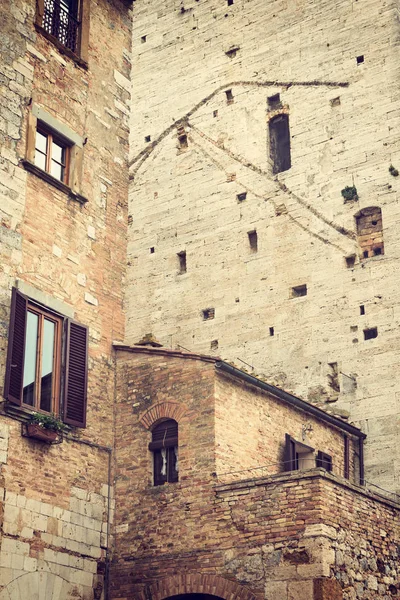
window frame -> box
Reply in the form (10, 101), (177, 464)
(4, 288), (88, 428)
(34, 124), (71, 185)
(35, 0), (90, 66)
(149, 419), (179, 486)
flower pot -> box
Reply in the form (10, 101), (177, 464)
(26, 423), (58, 443)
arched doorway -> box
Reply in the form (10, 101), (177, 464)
(166, 596), (224, 600)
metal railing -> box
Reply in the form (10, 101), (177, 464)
(43, 0), (80, 54)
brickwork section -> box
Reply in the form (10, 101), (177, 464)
(0, 0), (130, 596)
(126, 0), (400, 493)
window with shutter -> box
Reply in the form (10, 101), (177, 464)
(4, 288), (88, 428)
(284, 434), (315, 472)
(149, 420), (179, 486)
(316, 451), (333, 472)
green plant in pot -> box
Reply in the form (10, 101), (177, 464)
(27, 413), (66, 442)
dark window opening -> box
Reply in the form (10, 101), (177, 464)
(225, 89), (234, 104)
(356, 55), (364, 64)
(269, 327), (274, 336)
(42, 0), (81, 54)
(330, 96), (341, 107)
(373, 247), (382, 256)
(178, 133), (188, 149)
(145, 135), (151, 143)
(4, 288), (88, 427)
(202, 308), (215, 320)
(213, 110), (218, 118)
(291, 284), (307, 298)
(237, 192), (247, 202)
(210, 339), (218, 350)
(316, 451), (333, 472)
(149, 420), (179, 486)
(227, 0), (233, 5)
(150, 247), (155, 254)
(248, 230), (258, 252)
(141, 35), (147, 43)
(364, 327), (378, 340)
(284, 434), (314, 472)
(345, 255), (356, 268)
(177, 251), (187, 274)
(267, 94), (281, 110)
(360, 305), (365, 315)
(363, 250), (369, 259)
(269, 114), (291, 174)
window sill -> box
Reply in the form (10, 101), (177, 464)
(21, 160), (88, 204)
(34, 24), (88, 70)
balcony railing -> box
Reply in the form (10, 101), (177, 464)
(42, 0), (80, 54)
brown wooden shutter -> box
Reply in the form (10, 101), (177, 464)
(284, 433), (296, 472)
(35, 0), (45, 25)
(4, 288), (28, 406)
(316, 451), (332, 472)
(344, 436), (350, 479)
(64, 319), (88, 427)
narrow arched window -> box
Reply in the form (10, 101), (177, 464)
(269, 114), (291, 174)
(149, 419), (178, 486)
(355, 207), (384, 259)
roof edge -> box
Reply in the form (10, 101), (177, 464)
(216, 361), (366, 439)
(113, 342), (218, 363)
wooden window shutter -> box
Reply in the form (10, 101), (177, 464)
(284, 433), (296, 472)
(35, 0), (45, 26)
(344, 436), (350, 479)
(4, 288), (28, 406)
(64, 319), (88, 427)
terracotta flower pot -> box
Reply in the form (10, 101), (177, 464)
(26, 423), (58, 443)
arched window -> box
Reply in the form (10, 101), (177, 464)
(355, 207), (384, 259)
(269, 114), (291, 174)
(149, 419), (178, 486)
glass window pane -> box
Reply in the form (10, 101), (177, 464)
(35, 131), (47, 154)
(34, 150), (46, 171)
(52, 141), (65, 164)
(23, 312), (39, 406)
(50, 160), (63, 181)
(40, 319), (55, 413)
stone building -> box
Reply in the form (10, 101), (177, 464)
(0, 0), (400, 599)
(0, 0), (130, 596)
(126, 0), (400, 494)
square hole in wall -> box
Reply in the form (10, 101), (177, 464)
(267, 93), (281, 110)
(360, 305), (365, 315)
(145, 135), (151, 143)
(150, 247), (155, 254)
(141, 35), (147, 43)
(330, 96), (341, 107)
(356, 55), (364, 64)
(210, 339), (219, 350)
(237, 192), (247, 202)
(345, 255), (356, 268)
(269, 327), (274, 337)
(177, 251), (187, 274)
(225, 89), (234, 104)
(202, 308), (215, 320)
(227, 0), (233, 5)
(364, 327), (378, 340)
(291, 284), (307, 298)
(213, 110), (218, 118)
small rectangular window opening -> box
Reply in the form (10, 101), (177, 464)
(145, 135), (151, 143)
(345, 255), (356, 268)
(202, 308), (215, 320)
(269, 327), (274, 337)
(237, 192), (247, 202)
(360, 305), (365, 315)
(213, 110), (218, 118)
(248, 230), (258, 252)
(356, 55), (364, 64)
(225, 89), (234, 104)
(363, 250), (369, 259)
(141, 35), (147, 43)
(227, 0), (233, 5)
(364, 327), (378, 340)
(210, 339), (218, 350)
(150, 247), (155, 254)
(291, 284), (307, 298)
(373, 247), (382, 256)
(267, 94), (281, 110)
(177, 251), (187, 274)
(34, 126), (70, 184)
(178, 134), (188, 149)
(269, 114), (291, 174)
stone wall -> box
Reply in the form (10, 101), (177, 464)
(0, 0), (131, 596)
(126, 0), (400, 492)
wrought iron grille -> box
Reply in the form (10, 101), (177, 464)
(42, 0), (80, 54)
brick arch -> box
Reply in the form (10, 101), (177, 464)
(148, 573), (257, 600)
(139, 401), (187, 430)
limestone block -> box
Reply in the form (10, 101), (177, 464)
(265, 580), (288, 600)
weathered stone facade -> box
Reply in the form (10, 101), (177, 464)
(111, 347), (400, 600)
(126, 0), (400, 493)
(0, 0), (130, 596)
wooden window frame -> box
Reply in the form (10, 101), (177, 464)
(22, 303), (63, 415)
(35, 0), (90, 66)
(149, 419), (179, 486)
(316, 450), (333, 473)
(4, 288), (88, 428)
(35, 124), (71, 185)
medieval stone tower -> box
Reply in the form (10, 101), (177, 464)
(126, 0), (400, 494)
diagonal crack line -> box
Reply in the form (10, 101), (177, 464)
(189, 135), (349, 253)
(189, 123), (356, 241)
(128, 78), (349, 173)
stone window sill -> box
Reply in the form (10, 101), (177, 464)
(22, 160), (88, 205)
(34, 24), (88, 70)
